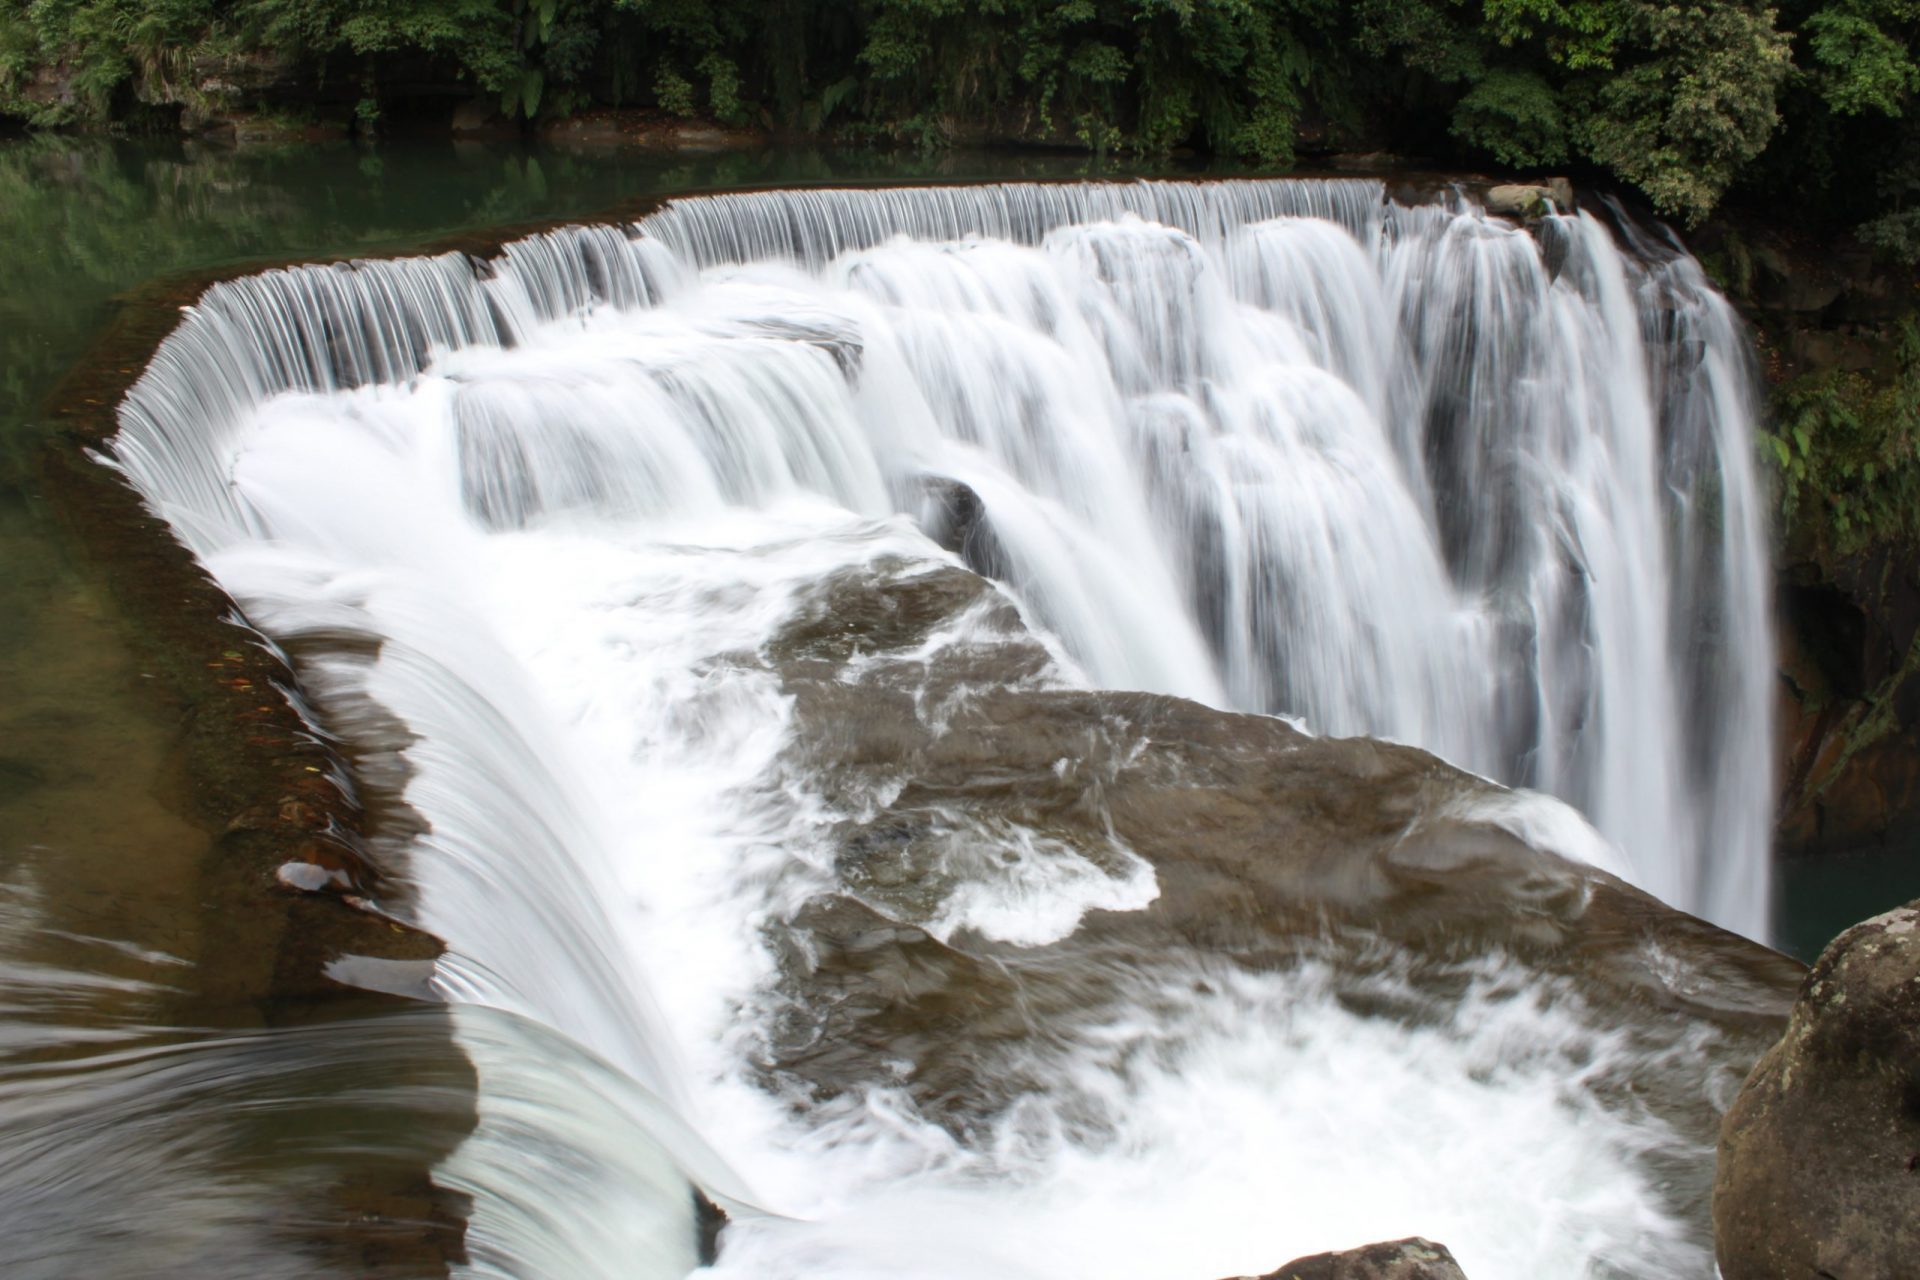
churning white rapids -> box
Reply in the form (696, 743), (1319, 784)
(112, 179), (1777, 1279)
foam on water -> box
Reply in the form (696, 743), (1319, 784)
(111, 179), (1775, 1278)
(706, 959), (1716, 1280)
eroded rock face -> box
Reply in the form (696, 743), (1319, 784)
(1239, 1237), (1469, 1280)
(1714, 901), (1920, 1279)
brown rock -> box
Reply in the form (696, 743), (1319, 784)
(1324, 152), (1407, 172)
(1484, 184), (1554, 218)
(539, 107), (764, 151)
(755, 559), (1800, 1229)
(1237, 1237), (1469, 1280)
(1714, 901), (1920, 1278)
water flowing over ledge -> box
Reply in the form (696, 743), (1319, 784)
(115, 177), (1774, 936)
(105, 178), (1785, 1279)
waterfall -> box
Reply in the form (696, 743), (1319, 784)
(107, 178), (1778, 1279)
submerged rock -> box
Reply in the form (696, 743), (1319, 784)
(1237, 1237), (1469, 1280)
(1713, 900), (1920, 1279)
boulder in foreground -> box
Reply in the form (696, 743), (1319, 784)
(1714, 901), (1920, 1278)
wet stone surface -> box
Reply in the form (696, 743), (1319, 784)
(748, 560), (1805, 1244)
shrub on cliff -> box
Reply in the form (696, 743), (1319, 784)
(1767, 317), (1920, 552)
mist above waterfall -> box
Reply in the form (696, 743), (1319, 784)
(111, 179), (1784, 1279)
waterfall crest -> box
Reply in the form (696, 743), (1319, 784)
(109, 178), (1779, 1280)
(115, 178), (1773, 936)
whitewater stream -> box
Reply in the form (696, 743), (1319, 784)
(102, 178), (1789, 1279)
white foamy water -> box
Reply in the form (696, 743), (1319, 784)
(705, 959), (1716, 1280)
(110, 179), (1775, 1279)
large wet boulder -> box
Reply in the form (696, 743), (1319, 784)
(1238, 1237), (1469, 1280)
(1713, 901), (1920, 1278)
(747, 559), (1804, 1266)
(754, 557), (1799, 1126)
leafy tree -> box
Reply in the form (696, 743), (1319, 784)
(1451, 67), (1570, 167)
(0, 0), (1909, 236)
(1482, 0), (1628, 69)
(1801, 0), (1918, 118)
(1736, 1), (1919, 256)
(1582, 2), (1792, 222)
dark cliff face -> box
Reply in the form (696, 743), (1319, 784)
(1689, 216), (1920, 861)
(1775, 545), (1920, 857)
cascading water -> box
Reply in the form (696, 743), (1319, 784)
(107, 178), (1783, 1279)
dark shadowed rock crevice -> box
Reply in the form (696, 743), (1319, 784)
(1693, 215), (1920, 865)
(1774, 546), (1920, 859)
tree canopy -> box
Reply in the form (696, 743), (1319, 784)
(0, 0), (1915, 238)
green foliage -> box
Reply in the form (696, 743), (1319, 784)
(696, 50), (742, 124)
(653, 61), (696, 117)
(1856, 143), (1920, 262)
(1738, 2), (1919, 257)
(1803, 2), (1919, 117)
(0, 0), (1909, 241)
(1359, 0), (1793, 219)
(1450, 68), (1570, 166)
(1860, 207), (1920, 263)
(1765, 318), (1920, 549)
(1580, 2), (1793, 223)
(1482, 0), (1627, 68)
(0, 0), (216, 123)
(1355, 0), (1486, 80)
(842, 0), (1331, 158)
(247, 0), (519, 97)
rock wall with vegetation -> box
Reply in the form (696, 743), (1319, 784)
(1693, 211), (1920, 856)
